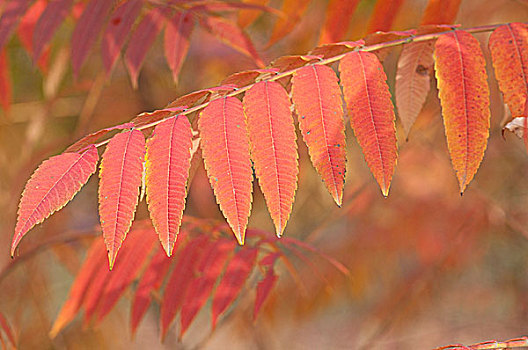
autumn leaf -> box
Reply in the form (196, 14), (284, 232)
(12, 146), (99, 255)
(339, 51), (397, 196)
(243, 81), (298, 236)
(319, 0), (360, 44)
(164, 11), (194, 83)
(99, 130), (145, 268)
(292, 64), (346, 205)
(198, 97), (253, 244)
(434, 30), (490, 193)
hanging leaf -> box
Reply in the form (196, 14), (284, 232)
(145, 115), (193, 256)
(267, 0), (311, 47)
(71, 0), (113, 76)
(101, 0), (142, 73)
(50, 238), (106, 338)
(164, 11), (194, 83)
(198, 97), (253, 244)
(366, 0), (404, 33)
(12, 146), (99, 256)
(0, 0), (32, 50)
(99, 130), (146, 268)
(489, 23), (528, 119)
(65, 122), (135, 153)
(291, 65), (346, 206)
(243, 81), (298, 236)
(33, 0), (73, 60)
(434, 30), (490, 193)
(238, 0), (269, 28)
(212, 247), (258, 328)
(199, 15), (264, 67)
(339, 51), (398, 196)
(125, 8), (165, 88)
(319, 0), (360, 44)
(395, 40), (435, 136)
(180, 239), (234, 336)
(160, 236), (209, 339)
(253, 252), (279, 320)
(131, 249), (173, 335)
(17, 0), (49, 71)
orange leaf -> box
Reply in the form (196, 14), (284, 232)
(319, 0), (360, 44)
(12, 146), (99, 255)
(145, 116), (193, 256)
(99, 130), (145, 268)
(292, 65), (346, 206)
(253, 252), (279, 320)
(395, 41), (435, 136)
(238, 0), (269, 28)
(489, 23), (528, 119)
(212, 247), (258, 328)
(243, 81), (298, 236)
(198, 97), (253, 244)
(434, 30), (490, 193)
(339, 51), (397, 196)
(267, 0), (310, 47)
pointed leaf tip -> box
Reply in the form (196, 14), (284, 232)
(243, 81), (298, 237)
(12, 145), (99, 256)
(99, 130), (145, 268)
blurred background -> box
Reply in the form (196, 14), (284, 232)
(1, 0), (528, 348)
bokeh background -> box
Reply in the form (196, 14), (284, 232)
(1, 0), (528, 348)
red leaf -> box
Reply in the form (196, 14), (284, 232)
(180, 239), (234, 336)
(270, 55), (322, 72)
(99, 130), (146, 268)
(50, 238), (106, 338)
(12, 146), (99, 255)
(489, 23), (528, 119)
(160, 236), (209, 339)
(0, 49), (11, 111)
(16, 0), (48, 69)
(212, 247), (258, 328)
(65, 122), (135, 153)
(71, 0), (113, 76)
(221, 68), (278, 88)
(0, 0), (31, 50)
(164, 11), (194, 83)
(339, 51), (398, 196)
(145, 115), (193, 256)
(310, 40), (365, 59)
(434, 31), (490, 193)
(267, 0), (310, 47)
(243, 81), (298, 236)
(253, 267), (277, 321)
(132, 107), (187, 128)
(198, 97), (253, 244)
(125, 8), (165, 88)
(101, 0), (142, 73)
(199, 15), (264, 67)
(95, 227), (157, 322)
(366, 0), (404, 33)
(130, 249), (173, 335)
(292, 65), (347, 206)
(319, 0), (360, 44)
(33, 0), (73, 60)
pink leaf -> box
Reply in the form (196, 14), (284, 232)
(0, 0), (31, 50)
(164, 11), (194, 83)
(33, 0), (73, 60)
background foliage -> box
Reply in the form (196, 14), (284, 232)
(1, 0), (528, 348)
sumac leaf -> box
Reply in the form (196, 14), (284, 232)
(12, 146), (99, 255)
(434, 30), (490, 193)
(243, 81), (298, 236)
(319, 0), (360, 44)
(145, 115), (193, 256)
(99, 130), (145, 268)
(292, 65), (346, 205)
(198, 97), (253, 244)
(339, 51), (397, 196)
(33, 0), (73, 60)
(164, 11), (194, 83)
